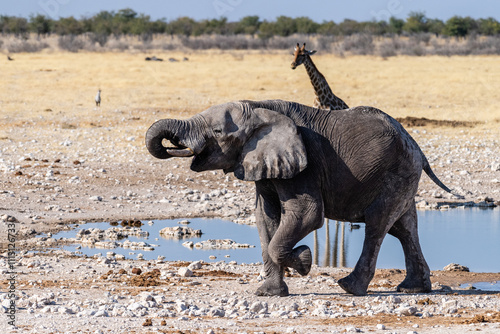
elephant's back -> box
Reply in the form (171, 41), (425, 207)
(334, 107), (401, 169)
(323, 106), (423, 212)
(327, 106), (402, 155)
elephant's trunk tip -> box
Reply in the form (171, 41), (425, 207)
(166, 147), (194, 157)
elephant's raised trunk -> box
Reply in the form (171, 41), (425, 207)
(145, 119), (194, 159)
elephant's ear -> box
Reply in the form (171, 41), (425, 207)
(234, 108), (307, 181)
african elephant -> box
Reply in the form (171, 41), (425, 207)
(145, 99), (453, 296)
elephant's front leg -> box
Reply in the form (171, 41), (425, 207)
(255, 178), (324, 296)
(254, 180), (288, 296)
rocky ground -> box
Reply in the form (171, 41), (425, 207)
(1, 245), (500, 334)
(1, 115), (500, 333)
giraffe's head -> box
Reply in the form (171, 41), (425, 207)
(291, 43), (317, 69)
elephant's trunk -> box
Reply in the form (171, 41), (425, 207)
(145, 119), (194, 159)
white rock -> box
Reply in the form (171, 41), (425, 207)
(94, 310), (108, 317)
(270, 310), (288, 318)
(443, 263), (469, 272)
(249, 301), (267, 313)
(311, 307), (333, 317)
(182, 241), (194, 248)
(188, 260), (203, 270)
(139, 293), (154, 302)
(176, 301), (187, 312)
(376, 324), (386, 330)
(40, 306), (53, 313)
(389, 296), (402, 304)
(396, 306), (417, 316)
(208, 308), (225, 317)
(58, 307), (74, 314)
(178, 267), (193, 277)
(127, 302), (144, 311)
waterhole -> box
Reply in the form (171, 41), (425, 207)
(51, 207), (499, 272)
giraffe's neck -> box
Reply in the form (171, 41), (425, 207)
(303, 56), (348, 110)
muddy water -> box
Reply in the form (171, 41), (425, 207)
(53, 208), (499, 272)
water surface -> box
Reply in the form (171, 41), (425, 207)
(53, 208), (500, 272)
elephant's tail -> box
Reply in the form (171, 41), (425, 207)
(422, 156), (464, 199)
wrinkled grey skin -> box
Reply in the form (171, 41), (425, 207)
(146, 100), (452, 296)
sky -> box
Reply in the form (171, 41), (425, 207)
(2, 0), (499, 22)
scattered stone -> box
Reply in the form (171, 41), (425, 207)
(182, 241), (194, 248)
(159, 226), (202, 238)
(443, 263), (470, 272)
(249, 301), (267, 313)
(178, 267), (193, 277)
(142, 319), (152, 326)
(396, 306), (417, 316)
(131, 268), (142, 275)
(193, 239), (255, 250)
(346, 326), (361, 332)
(188, 260), (203, 270)
(209, 308), (225, 317)
(93, 310), (108, 317)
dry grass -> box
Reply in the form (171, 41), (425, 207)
(1, 52), (499, 134)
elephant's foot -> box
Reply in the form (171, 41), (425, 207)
(397, 277), (431, 293)
(283, 245), (312, 276)
(255, 278), (289, 297)
(337, 274), (369, 296)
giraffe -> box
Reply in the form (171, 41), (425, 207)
(291, 43), (349, 110)
(291, 43), (350, 233)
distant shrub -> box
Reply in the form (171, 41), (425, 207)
(58, 35), (87, 52)
(6, 39), (49, 53)
(265, 36), (298, 50)
(410, 32), (432, 45)
(467, 35), (500, 55)
(88, 32), (108, 47)
(377, 37), (407, 57)
(341, 34), (374, 55)
(158, 40), (177, 50)
(2, 32), (499, 56)
(180, 35), (265, 50)
(314, 35), (338, 53)
(106, 38), (129, 51)
(378, 42), (397, 58)
(401, 44), (426, 56)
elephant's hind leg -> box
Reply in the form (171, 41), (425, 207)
(389, 202), (431, 293)
(338, 193), (408, 296)
(337, 221), (390, 296)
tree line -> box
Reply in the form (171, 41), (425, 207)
(1, 8), (499, 38)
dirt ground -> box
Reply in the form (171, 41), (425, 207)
(1, 52), (500, 333)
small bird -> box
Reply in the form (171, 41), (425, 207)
(95, 89), (101, 107)
(7, 55), (14, 61)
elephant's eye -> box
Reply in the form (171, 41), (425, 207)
(213, 129), (222, 138)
